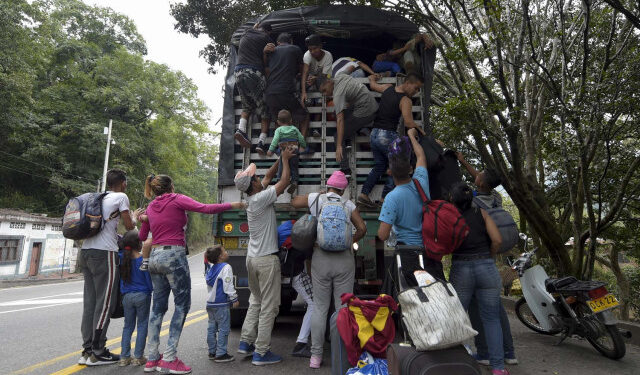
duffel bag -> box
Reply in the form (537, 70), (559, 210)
(387, 343), (481, 375)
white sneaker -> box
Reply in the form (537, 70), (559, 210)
(78, 350), (91, 365)
(505, 357), (519, 365)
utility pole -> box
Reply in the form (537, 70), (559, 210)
(101, 119), (113, 192)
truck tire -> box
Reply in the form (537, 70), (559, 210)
(230, 308), (247, 328)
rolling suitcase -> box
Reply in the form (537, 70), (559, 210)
(331, 309), (351, 375)
(387, 343), (481, 375)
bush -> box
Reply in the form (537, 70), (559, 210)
(624, 266), (640, 321)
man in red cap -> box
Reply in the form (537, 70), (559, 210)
(291, 170), (367, 369)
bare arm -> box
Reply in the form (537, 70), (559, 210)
(301, 63), (310, 100)
(482, 209), (503, 255)
(400, 97), (424, 135)
(351, 208), (367, 243)
(121, 210), (135, 231)
(457, 152), (480, 181)
(407, 128), (426, 169)
(357, 61), (376, 76)
(263, 43), (275, 75)
(377, 222), (392, 241)
(335, 111), (345, 162)
(262, 157), (281, 187)
(291, 194), (309, 208)
(274, 147), (293, 196)
(368, 75), (392, 93)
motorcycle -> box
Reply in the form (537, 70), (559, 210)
(509, 234), (630, 360)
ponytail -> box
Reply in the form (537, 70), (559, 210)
(120, 230), (142, 284)
(144, 174), (173, 199)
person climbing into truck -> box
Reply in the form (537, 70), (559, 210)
(234, 23), (273, 150)
(331, 56), (378, 79)
(319, 75), (378, 177)
(301, 34), (333, 105)
(262, 32), (310, 155)
(456, 150), (519, 367)
(266, 109), (306, 194)
(234, 147), (295, 366)
(290, 170), (367, 369)
(357, 73), (425, 209)
(371, 33), (434, 76)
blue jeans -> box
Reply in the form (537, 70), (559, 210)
(147, 246), (191, 362)
(121, 292), (151, 359)
(207, 307), (231, 356)
(362, 128), (397, 197)
(470, 296), (515, 359)
(450, 258), (504, 370)
(373, 60), (402, 76)
(276, 148), (299, 183)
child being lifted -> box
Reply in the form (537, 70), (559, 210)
(267, 109), (306, 195)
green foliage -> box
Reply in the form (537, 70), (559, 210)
(624, 266), (640, 321)
(0, 0), (218, 242)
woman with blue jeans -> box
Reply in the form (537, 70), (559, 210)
(118, 230), (153, 367)
(358, 73), (424, 208)
(448, 182), (509, 375)
(138, 174), (244, 374)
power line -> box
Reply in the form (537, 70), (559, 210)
(0, 150), (95, 182)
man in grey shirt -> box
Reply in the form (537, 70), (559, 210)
(320, 74), (378, 175)
(234, 147), (294, 366)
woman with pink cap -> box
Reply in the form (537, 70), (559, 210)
(291, 170), (367, 369)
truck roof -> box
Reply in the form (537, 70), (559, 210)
(230, 5), (419, 45)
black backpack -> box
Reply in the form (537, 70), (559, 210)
(62, 192), (117, 240)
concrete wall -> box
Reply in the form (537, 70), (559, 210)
(0, 220), (75, 278)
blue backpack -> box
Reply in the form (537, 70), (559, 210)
(316, 195), (352, 252)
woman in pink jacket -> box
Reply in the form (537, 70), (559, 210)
(139, 174), (244, 374)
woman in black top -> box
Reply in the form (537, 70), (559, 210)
(448, 182), (509, 375)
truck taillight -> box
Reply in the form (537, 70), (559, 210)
(588, 286), (608, 300)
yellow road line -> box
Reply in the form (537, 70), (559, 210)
(10, 310), (206, 375)
(49, 314), (209, 375)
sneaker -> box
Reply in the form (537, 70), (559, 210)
(237, 341), (255, 356)
(357, 195), (378, 209)
(252, 351), (282, 366)
(132, 356), (147, 366)
(472, 353), (490, 366)
(256, 140), (268, 156)
(505, 356), (519, 365)
(287, 183), (298, 195)
(292, 342), (311, 358)
(492, 370), (510, 375)
(118, 357), (131, 367)
(312, 130), (321, 138)
(157, 357), (192, 374)
(139, 261), (149, 271)
(214, 353), (235, 363)
(235, 129), (251, 148)
(144, 355), (162, 373)
(208, 352), (216, 360)
(340, 167), (352, 179)
(309, 354), (322, 369)
(86, 349), (119, 366)
(78, 349), (91, 365)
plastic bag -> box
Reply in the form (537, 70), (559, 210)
(346, 352), (388, 375)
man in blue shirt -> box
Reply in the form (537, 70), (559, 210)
(377, 128), (446, 282)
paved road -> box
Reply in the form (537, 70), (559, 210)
(1, 254), (638, 375)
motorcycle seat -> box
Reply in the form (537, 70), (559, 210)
(545, 276), (578, 293)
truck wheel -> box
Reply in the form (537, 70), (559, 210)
(230, 308), (247, 328)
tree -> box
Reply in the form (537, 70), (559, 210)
(387, 0), (640, 279)
(0, 0), (219, 242)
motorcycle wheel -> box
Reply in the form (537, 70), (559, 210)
(515, 297), (562, 335)
(575, 303), (626, 360)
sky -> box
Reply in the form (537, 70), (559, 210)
(84, 0), (225, 132)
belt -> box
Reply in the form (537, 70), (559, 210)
(452, 253), (493, 261)
(152, 245), (182, 251)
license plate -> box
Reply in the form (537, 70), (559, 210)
(588, 294), (619, 313)
(221, 237), (238, 249)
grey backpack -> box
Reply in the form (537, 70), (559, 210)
(473, 196), (518, 253)
(291, 194), (320, 254)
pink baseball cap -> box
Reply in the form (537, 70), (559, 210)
(327, 170), (348, 190)
(234, 163), (257, 192)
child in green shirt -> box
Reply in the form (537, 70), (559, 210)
(267, 110), (306, 194)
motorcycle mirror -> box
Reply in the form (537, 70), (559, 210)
(519, 233), (528, 240)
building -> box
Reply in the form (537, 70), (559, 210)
(0, 209), (76, 279)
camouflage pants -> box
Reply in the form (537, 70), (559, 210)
(235, 68), (268, 120)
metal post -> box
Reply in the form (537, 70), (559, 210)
(101, 119), (113, 192)
(61, 238), (67, 279)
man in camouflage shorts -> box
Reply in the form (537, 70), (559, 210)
(234, 23), (273, 149)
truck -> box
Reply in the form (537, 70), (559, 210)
(213, 5), (436, 326)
